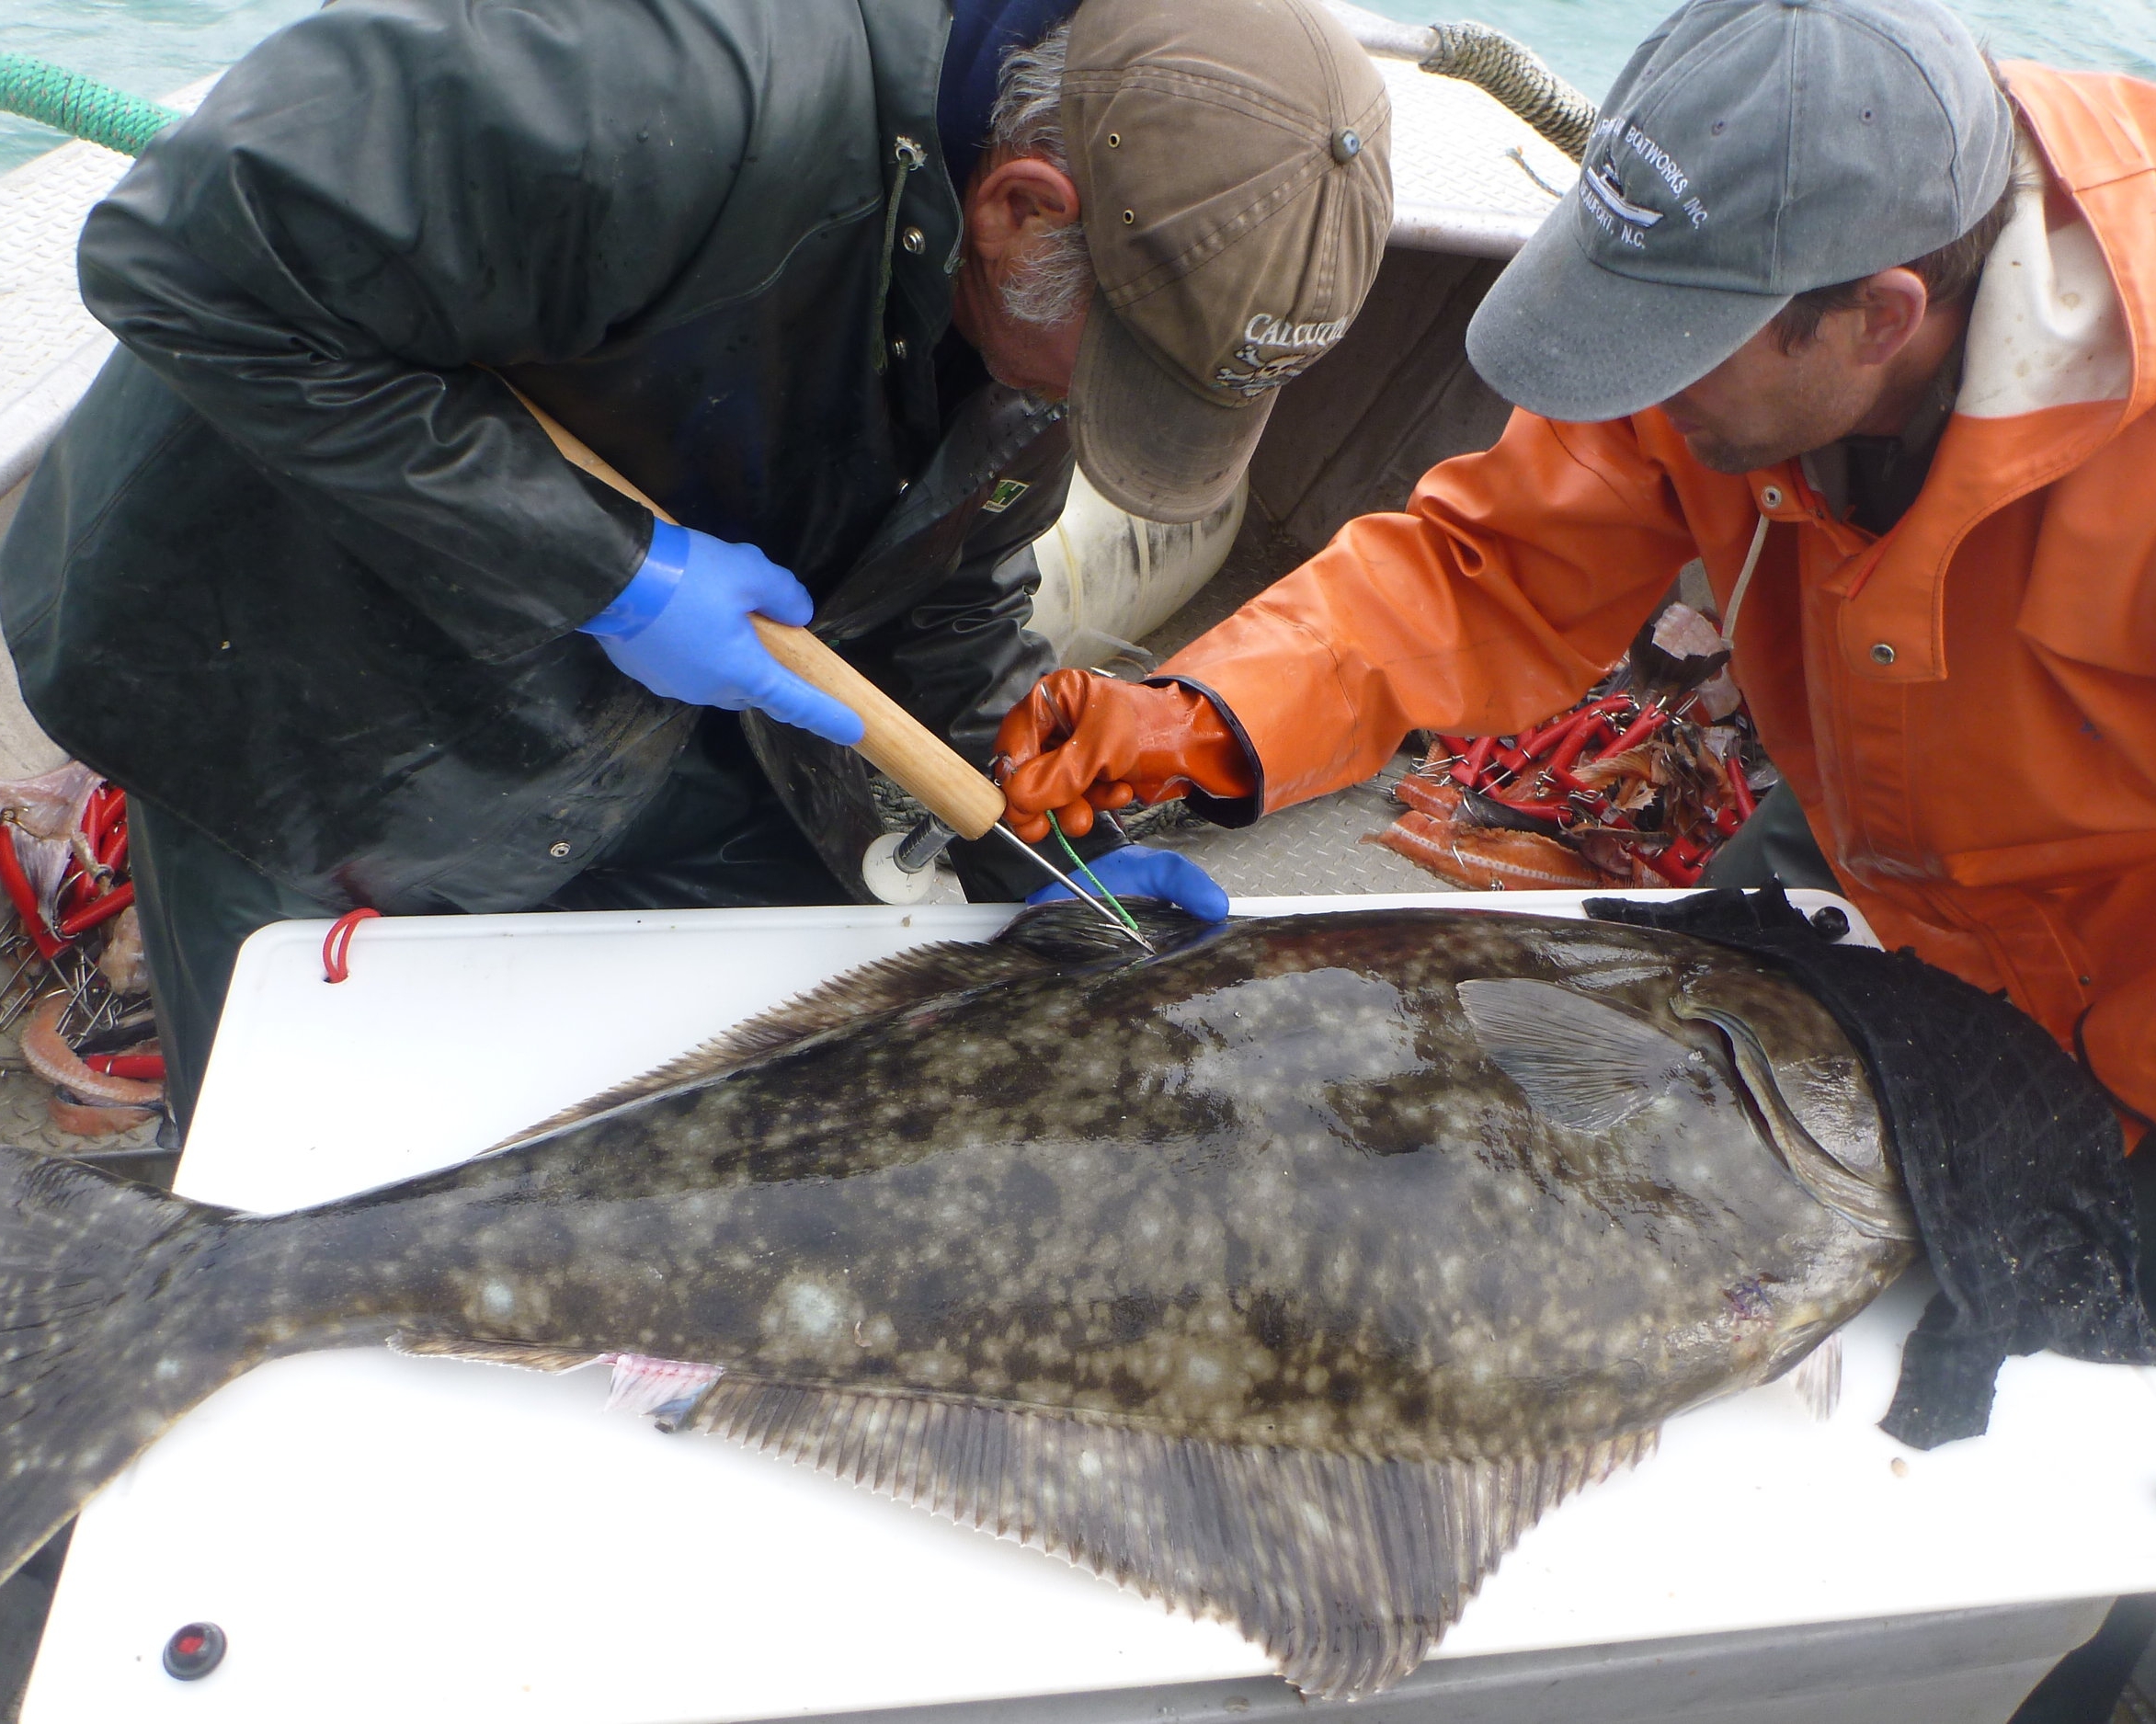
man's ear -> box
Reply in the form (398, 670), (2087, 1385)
(1850, 268), (1932, 367)
(964, 156), (1081, 260)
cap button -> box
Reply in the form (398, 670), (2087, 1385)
(1331, 129), (1362, 164)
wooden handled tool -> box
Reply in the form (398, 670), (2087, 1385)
(518, 394), (1007, 842)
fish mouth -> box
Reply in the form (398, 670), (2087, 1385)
(1674, 998), (1918, 1243)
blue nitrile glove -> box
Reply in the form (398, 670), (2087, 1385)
(1026, 843), (1230, 922)
(581, 521), (864, 747)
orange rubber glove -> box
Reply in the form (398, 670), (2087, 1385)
(993, 670), (1258, 842)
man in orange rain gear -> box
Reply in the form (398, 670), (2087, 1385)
(1000, 6), (2156, 1695)
(998, 0), (2156, 1149)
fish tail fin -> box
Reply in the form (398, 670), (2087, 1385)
(0, 1147), (262, 1583)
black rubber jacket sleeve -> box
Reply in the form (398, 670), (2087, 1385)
(71, 0), (736, 657)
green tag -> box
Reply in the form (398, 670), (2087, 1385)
(981, 477), (1031, 514)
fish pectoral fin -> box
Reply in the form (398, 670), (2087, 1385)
(1457, 977), (1697, 1131)
(685, 1376), (1656, 1701)
(388, 1332), (609, 1374)
(1787, 1332), (1843, 1421)
(485, 941), (1052, 1150)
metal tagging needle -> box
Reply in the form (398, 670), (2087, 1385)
(985, 820), (1156, 953)
(508, 391), (1155, 957)
(862, 815), (1156, 954)
(863, 814), (1155, 954)
(504, 392), (1155, 956)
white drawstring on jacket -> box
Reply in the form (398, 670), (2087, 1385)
(1720, 513), (1772, 646)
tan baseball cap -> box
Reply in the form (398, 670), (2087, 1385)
(1062, 0), (1392, 524)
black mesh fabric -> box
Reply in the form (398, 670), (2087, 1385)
(1585, 886), (2156, 1449)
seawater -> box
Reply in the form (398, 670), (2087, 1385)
(1, 0), (2150, 175)
(1367, 0), (2154, 111)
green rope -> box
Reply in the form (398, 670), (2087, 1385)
(0, 54), (181, 157)
(1418, 22), (1596, 163)
(1045, 810), (1146, 942)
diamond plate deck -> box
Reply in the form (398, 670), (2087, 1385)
(1377, 54), (1574, 216)
(1117, 510), (1454, 901)
(0, 76), (212, 495)
(1139, 755), (1444, 898)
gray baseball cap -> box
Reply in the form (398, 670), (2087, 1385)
(1466, 0), (2015, 423)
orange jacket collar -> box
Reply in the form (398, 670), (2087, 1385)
(1760, 64), (2149, 683)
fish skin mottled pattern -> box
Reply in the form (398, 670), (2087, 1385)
(0, 906), (1917, 1696)
(268, 911), (1906, 1458)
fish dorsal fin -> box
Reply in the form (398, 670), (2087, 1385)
(994, 897), (1219, 965)
(389, 1332), (606, 1373)
(682, 1377), (1657, 1700)
(695, 941), (1051, 1066)
(1458, 977), (1699, 1131)
(487, 940), (1050, 1149)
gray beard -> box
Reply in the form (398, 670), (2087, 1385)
(1000, 223), (1092, 327)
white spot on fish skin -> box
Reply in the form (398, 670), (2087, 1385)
(154, 1357), (180, 1381)
(482, 1280), (516, 1319)
(1078, 1448), (1103, 1479)
(786, 1280), (844, 1339)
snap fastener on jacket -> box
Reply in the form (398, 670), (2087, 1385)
(549, 840), (572, 858)
(1869, 642), (1897, 666)
(901, 227), (925, 255)
(1760, 485), (1785, 508)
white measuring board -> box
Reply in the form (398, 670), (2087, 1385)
(25, 891), (2156, 1723)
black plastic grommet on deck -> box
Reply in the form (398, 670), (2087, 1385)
(162, 1621), (226, 1680)
(1808, 906), (1852, 942)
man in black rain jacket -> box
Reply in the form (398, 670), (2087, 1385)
(0, 0), (1391, 1125)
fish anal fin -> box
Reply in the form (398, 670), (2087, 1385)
(388, 1332), (606, 1374)
(1458, 977), (1697, 1131)
(487, 940), (1051, 1149)
(685, 1376), (1657, 1700)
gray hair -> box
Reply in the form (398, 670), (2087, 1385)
(987, 22), (1092, 327)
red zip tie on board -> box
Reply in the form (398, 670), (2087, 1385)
(322, 908), (382, 983)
